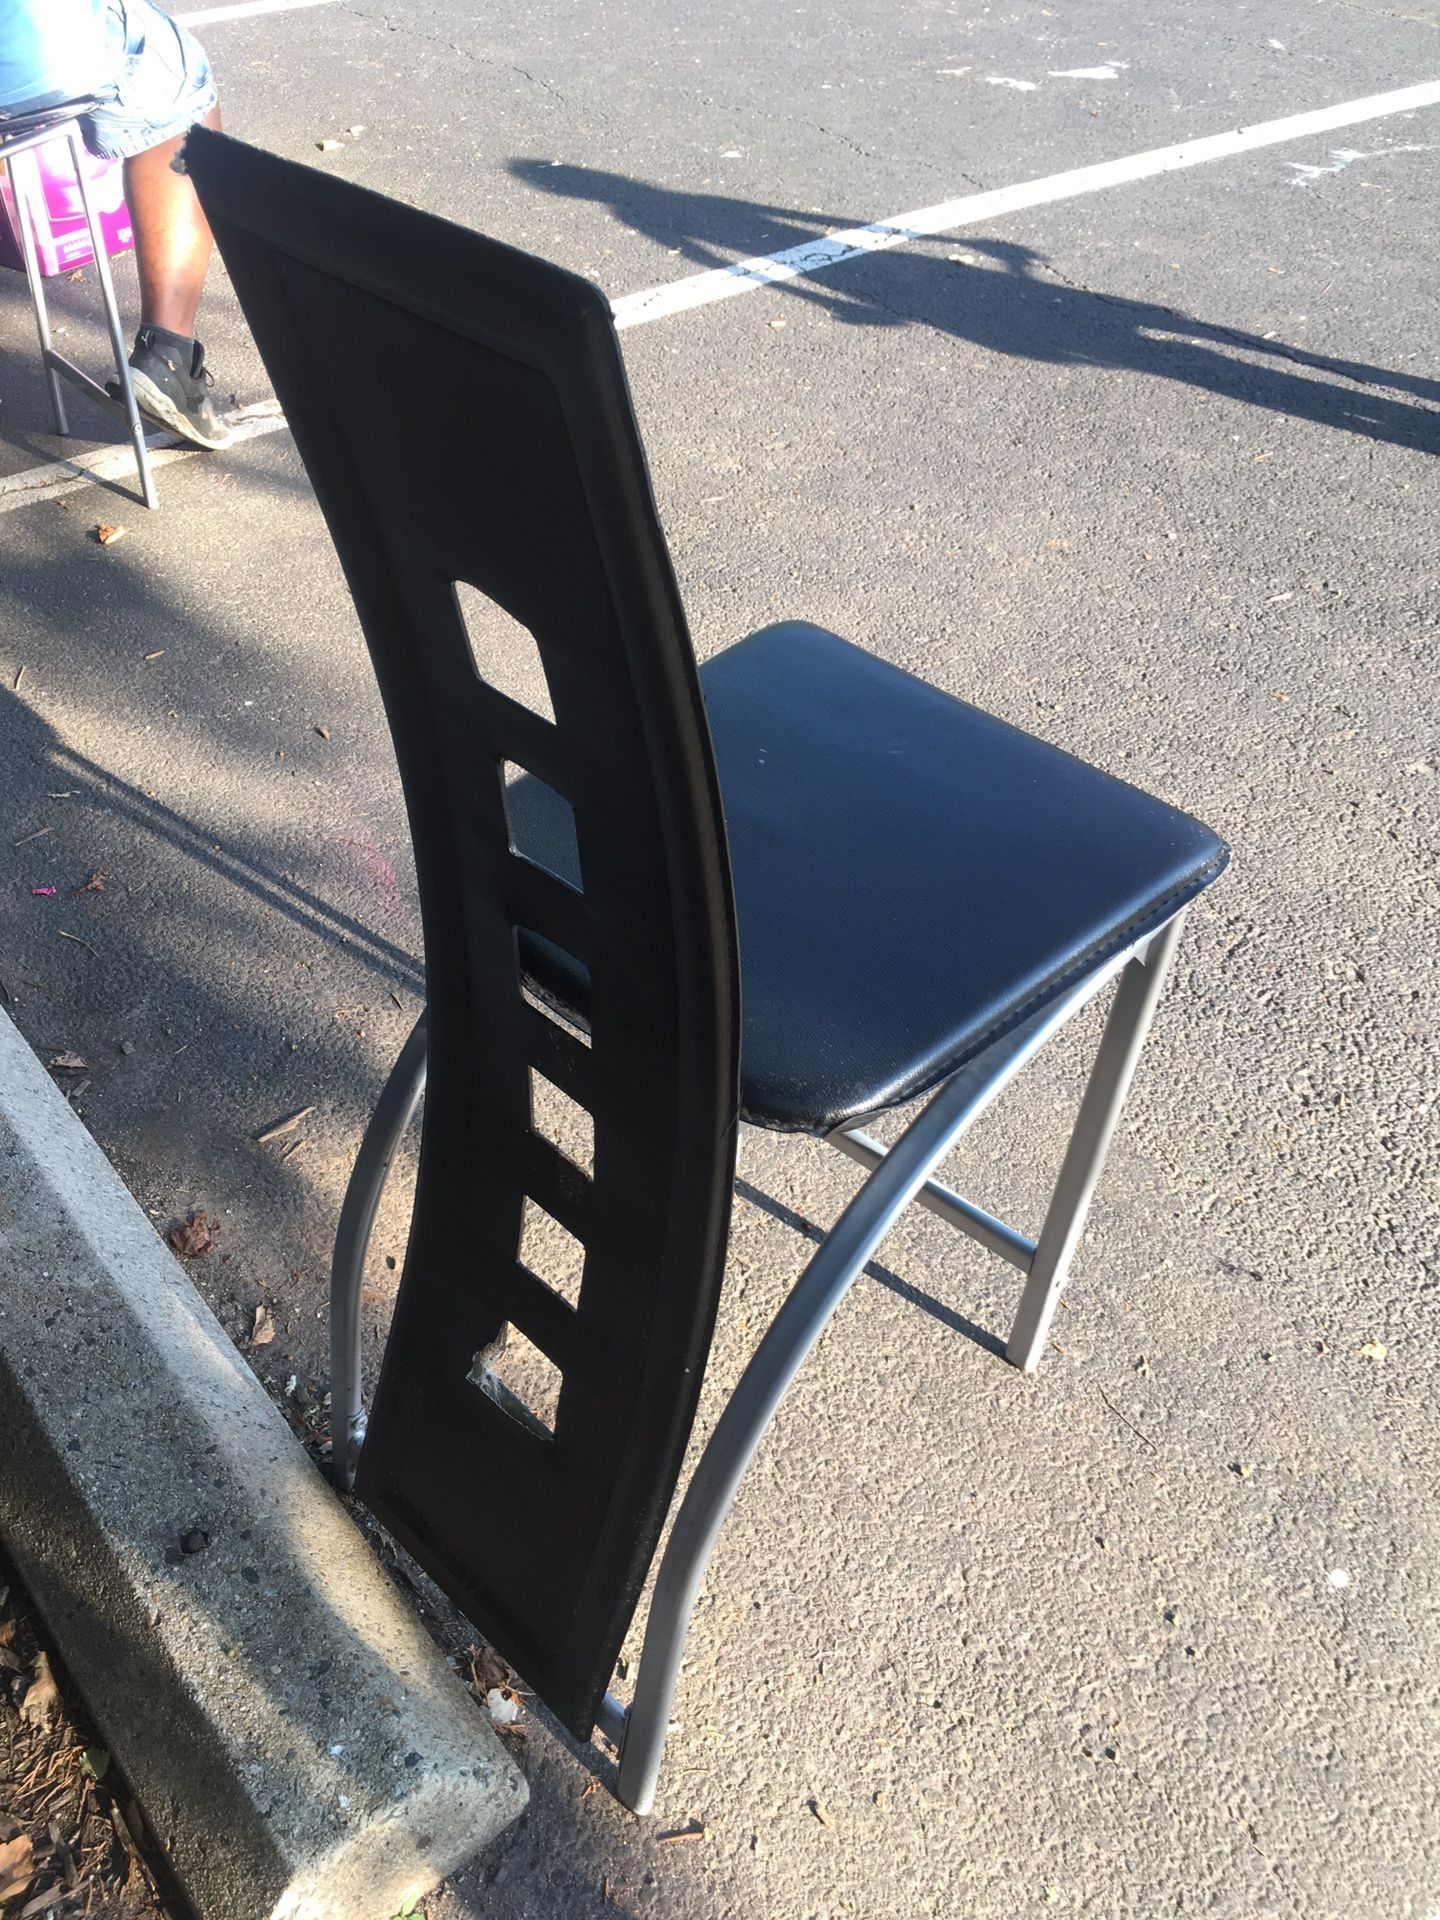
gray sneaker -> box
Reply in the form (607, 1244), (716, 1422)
(120, 326), (233, 449)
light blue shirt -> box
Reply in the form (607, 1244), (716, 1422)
(0, 0), (115, 110)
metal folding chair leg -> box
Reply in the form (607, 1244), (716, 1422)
(608, 958), (1116, 1815)
(1005, 909), (1186, 1371)
(329, 1013), (428, 1490)
(10, 141), (69, 435)
(828, 915), (1188, 1374)
(7, 123), (158, 508)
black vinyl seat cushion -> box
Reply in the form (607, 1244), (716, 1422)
(511, 620), (1228, 1135)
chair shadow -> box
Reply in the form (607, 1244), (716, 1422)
(511, 159), (1440, 457)
(734, 1175), (1007, 1358)
(0, 684), (423, 994)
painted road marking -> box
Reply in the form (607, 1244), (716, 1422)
(6, 79), (1438, 508)
(611, 78), (1440, 328)
(175, 0), (342, 25)
(0, 411), (287, 515)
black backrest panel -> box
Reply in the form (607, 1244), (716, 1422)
(187, 131), (741, 1734)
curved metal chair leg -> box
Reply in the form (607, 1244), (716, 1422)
(329, 1012), (428, 1490)
(611, 958), (1119, 1814)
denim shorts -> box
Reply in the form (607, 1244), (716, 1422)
(82, 0), (217, 162)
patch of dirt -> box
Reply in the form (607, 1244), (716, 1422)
(0, 1552), (178, 1920)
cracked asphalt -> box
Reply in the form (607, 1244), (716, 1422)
(1, 0), (1437, 1914)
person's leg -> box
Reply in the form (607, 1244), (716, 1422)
(124, 101), (221, 337)
(86, 0), (231, 446)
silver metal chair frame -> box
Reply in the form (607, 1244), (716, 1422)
(1, 116), (158, 508)
(330, 906), (1186, 1813)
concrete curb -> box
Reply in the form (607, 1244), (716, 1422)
(0, 1007), (527, 1919)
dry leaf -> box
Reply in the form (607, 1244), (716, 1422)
(72, 869), (108, 894)
(47, 1051), (88, 1071)
(469, 1645), (516, 1695)
(167, 1211), (218, 1258)
(1357, 1341), (1388, 1361)
(0, 1833), (34, 1903)
(92, 524), (125, 545)
(20, 1650), (59, 1729)
(250, 1304), (276, 1347)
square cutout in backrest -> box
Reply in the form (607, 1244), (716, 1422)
(521, 980), (592, 1049)
(454, 580), (554, 723)
(515, 925), (591, 1029)
(518, 1196), (585, 1308)
(501, 762), (582, 893)
(530, 1068), (594, 1180)
(468, 1325), (561, 1438)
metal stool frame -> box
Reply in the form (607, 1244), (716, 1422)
(1, 111), (157, 508)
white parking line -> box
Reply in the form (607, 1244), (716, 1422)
(0, 411), (287, 515)
(612, 78), (1440, 327)
(5, 78), (1437, 510)
(175, 0), (342, 25)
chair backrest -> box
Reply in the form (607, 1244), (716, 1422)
(186, 129), (741, 1736)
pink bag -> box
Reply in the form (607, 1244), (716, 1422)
(0, 134), (133, 277)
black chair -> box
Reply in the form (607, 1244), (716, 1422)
(186, 129), (1228, 1815)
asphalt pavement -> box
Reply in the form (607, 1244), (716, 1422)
(1, 0), (1437, 1914)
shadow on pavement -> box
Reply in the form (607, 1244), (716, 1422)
(511, 159), (1440, 458)
(0, 682), (422, 996)
(735, 1177), (1007, 1358)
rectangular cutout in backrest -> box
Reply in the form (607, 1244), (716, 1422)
(501, 762), (582, 893)
(518, 1195), (586, 1308)
(454, 579), (555, 723)
(468, 1325), (561, 1438)
(522, 982), (592, 1051)
(516, 925), (591, 1029)
(530, 1068), (594, 1179)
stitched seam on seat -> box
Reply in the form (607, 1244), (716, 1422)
(742, 848), (1229, 1134)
